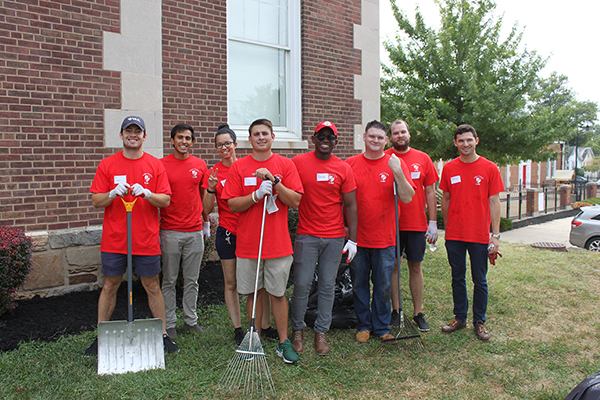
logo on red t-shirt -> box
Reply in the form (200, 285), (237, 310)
(379, 172), (390, 182)
(474, 175), (484, 185)
(142, 172), (153, 185)
(189, 168), (200, 179)
(411, 163), (421, 172)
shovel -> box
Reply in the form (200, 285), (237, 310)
(97, 195), (165, 375)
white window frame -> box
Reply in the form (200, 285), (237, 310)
(227, 0), (306, 149)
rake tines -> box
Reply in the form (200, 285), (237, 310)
(219, 328), (275, 398)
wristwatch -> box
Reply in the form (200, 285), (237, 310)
(491, 233), (500, 239)
(272, 176), (280, 186)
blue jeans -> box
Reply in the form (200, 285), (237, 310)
(291, 234), (344, 333)
(444, 240), (489, 325)
(350, 246), (395, 336)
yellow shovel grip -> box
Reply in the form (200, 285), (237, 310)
(121, 197), (137, 212)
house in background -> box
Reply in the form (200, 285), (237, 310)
(0, 0), (379, 297)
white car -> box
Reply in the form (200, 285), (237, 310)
(569, 206), (600, 251)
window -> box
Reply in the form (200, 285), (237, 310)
(228, 0), (303, 145)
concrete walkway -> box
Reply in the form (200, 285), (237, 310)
(499, 217), (574, 247)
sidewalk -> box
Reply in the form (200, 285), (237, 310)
(500, 217), (574, 247)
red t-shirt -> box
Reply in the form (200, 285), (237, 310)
(90, 152), (172, 255)
(439, 156), (504, 244)
(202, 161), (240, 234)
(345, 153), (416, 248)
(221, 153), (304, 259)
(386, 147), (439, 231)
(160, 154), (208, 232)
(292, 152), (357, 238)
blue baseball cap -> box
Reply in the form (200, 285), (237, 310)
(120, 116), (146, 132)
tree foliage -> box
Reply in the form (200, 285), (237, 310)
(381, 0), (597, 165)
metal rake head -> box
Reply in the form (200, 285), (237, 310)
(219, 329), (276, 397)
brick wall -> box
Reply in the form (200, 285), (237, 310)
(1, 0), (364, 233)
(300, 0), (362, 159)
(162, 0), (228, 167)
(0, 0), (121, 231)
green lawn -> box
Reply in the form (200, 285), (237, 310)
(1, 238), (599, 399)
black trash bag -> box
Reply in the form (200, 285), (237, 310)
(303, 262), (357, 329)
(564, 371), (600, 400)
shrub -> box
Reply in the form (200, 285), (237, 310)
(288, 207), (299, 248)
(0, 226), (33, 316)
(500, 217), (513, 232)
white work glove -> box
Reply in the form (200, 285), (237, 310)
(108, 182), (130, 198)
(342, 239), (357, 263)
(266, 193), (279, 214)
(255, 180), (272, 200)
(203, 221), (210, 240)
(425, 221), (438, 243)
(131, 183), (152, 199)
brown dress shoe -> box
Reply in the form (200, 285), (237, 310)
(314, 332), (330, 356)
(441, 318), (467, 333)
(474, 323), (490, 341)
(291, 330), (304, 353)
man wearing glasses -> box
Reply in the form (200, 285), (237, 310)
(159, 123), (210, 339)
(289, 121), (358, 356)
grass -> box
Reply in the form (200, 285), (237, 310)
(1, 237), (599, 399)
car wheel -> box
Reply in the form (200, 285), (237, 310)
(584, 237), (600, 252)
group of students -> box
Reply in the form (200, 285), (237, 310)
(85, 115), (503, 364)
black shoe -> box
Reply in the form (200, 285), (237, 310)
(234, 327), (244, 346)
(390, 310), (400, 327)
(84, 337), (98, 356)
(163, 334), (180, 353)
(260, 326), (279, 341)
(413, 313), (430, 332)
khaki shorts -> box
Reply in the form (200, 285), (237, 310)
(237, 255), (293, 297)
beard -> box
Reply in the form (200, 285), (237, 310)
(393, 141), (409, 152)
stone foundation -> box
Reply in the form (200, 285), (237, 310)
(18, 222), (220, 299)
(17, 226), (104, 300)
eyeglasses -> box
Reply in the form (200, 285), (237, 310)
(315, 133), (337, 142)
(216, 141), (234, 149)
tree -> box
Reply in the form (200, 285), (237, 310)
(382, 0), (551, 164)
(527, 73), (597, 148)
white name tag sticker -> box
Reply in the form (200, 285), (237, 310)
(450, 175), (461, 184)
(114, 175), (127, 184)
(411, 171), (421, 180)
(244, 177), (257, 186)
(316, 173), (329, 182)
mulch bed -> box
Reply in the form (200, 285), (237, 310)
(0, 261), (225, 352)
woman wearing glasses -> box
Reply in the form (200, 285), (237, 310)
(202, 124), (245, 345)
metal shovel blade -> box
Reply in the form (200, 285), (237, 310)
(97, 318), (164, 375)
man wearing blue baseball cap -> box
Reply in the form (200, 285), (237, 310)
(86, 116), (179, 355)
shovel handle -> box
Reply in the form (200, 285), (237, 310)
(121, 197), (136, 323)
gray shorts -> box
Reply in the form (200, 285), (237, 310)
(237, 255), (293, 297)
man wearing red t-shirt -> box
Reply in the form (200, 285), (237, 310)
(345, 120), (416, 344)
(290, 121), (358, 356)
(386, 120), (439, 332)
(439, 124), (503, 341)
(221, 118), (303, 364)
(86, 116), (178, 355)
(160, 123), (209, 339)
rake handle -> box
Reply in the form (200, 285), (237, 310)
(393, 182), (404, 316)
(248, 195), (268, 347)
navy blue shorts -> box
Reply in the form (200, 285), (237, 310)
(100, 252), (161, 277)
(398, 231), (426, 263)
(215, 226), (237, 260)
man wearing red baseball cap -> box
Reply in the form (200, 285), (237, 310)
(289, 121), (358, 355)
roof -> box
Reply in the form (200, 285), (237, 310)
(552, 169), (575, 181)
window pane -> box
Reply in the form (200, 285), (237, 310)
(228, 41), (286, 126)
(229, 0), (287, 46)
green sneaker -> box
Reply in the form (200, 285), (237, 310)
(276, 338), (299, 364)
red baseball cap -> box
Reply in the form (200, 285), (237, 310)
(314, 121), (337, 136)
